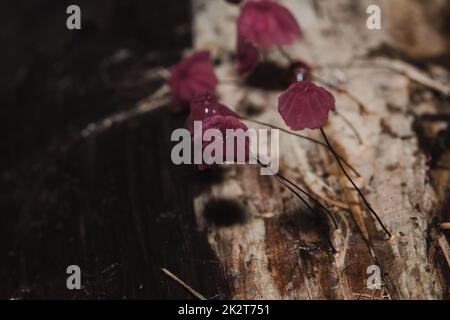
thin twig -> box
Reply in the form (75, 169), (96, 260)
(356, 286), (367, 300)
(61, 85), (170, 153)
(352, 291), (388, 300)
(372, 58), (450, 96)
(440, 222), (450, 231)
(371, 288), (379, 300)
(334, 110), (364, 145)
(161, 268), (207, 300)
(438, 235), (450, 269)
(313, 76), (369, 114)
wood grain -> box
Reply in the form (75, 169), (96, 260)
(190, 0), (450, 299)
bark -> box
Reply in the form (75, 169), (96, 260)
(190, 0), (450, 299)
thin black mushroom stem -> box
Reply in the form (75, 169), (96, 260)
(240, 116), (361, 177)
(256, 159), (338, 253)
(275, 174), (337, 254)
(313, 76), (365, 146)
(319, 127), (393, 240)
(276, 173), (339, 230)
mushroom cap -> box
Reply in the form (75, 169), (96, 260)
(193, 115), (250, 169)
(278, 81), (335, 131)
(168, 51), (219, 112)
(188, 92), (237, 134)
(237, 0), (302, 49)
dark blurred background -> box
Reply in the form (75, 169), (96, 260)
(0, 0), (235, 299)
(0, 0), (190, 169)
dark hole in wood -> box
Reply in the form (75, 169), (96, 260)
(203, 198), (247, 227)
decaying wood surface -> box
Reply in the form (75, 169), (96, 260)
(2, 0), (449, 300)
(190, 0), (450, 299)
